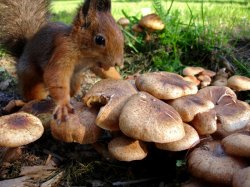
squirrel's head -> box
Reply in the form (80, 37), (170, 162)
(71, 0), (124, 70)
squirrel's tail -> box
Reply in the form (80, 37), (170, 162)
(0, 0), (50, 58)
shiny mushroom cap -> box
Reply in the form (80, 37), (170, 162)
(135, 72), (198, 100)
(187, 141), (247, 185)
(108, 135), (148, 161)
(83, 79), (138, 131)
(156, 123), (199, 151)
(119, 92), (185, 143)
(0, 112), (44, 147)
(227, 75), (250, 91)
(139, 13), (165, 31)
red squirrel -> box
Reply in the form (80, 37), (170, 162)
(0, 0), (124, 123)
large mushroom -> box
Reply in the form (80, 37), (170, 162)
(135, 72), (198, 100)
(0, 112), (44, 163)
(119, 92), (185, 143)
(0, 112), (44, 147)
(187, 141), (247, 185)
(232, 167), (250, 187)
(83, 79), (138, 131)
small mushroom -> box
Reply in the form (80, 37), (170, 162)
(187, 141), (247, 185)
(135, 72), (198, 100)
(183, 75), (200, 86)
(182, 67), (204, 76)
(200, 69), (216, 78)
(155, 123), (199, 151)
(191, 109), (217, 135)
(83, 79), (138, 131)
(119, 92), (185, 143)
(169, 95), (214, 122)
(222, 132), (250, 157)
(132, 24), (143, 34)
(211, 68), (229, 86)
(117, 17), (130, 28)
(227, 75), (250, 91)
(197, 74), (212, 88)
(108, 135), (148, 161)
(50, 101), (102, 144)
(138, 13), (164, 41)
(232, 167), (250, 187)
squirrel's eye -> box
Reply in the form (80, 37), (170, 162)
(95, 35), (105, 46)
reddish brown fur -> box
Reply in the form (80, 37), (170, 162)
(0, 0), (124, 122)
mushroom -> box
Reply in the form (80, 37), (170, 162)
(138, 13), (164, 41)
(200, 69), (216, 78)
(50, 100), (102, 144)
(108, 135), (148, 161)
(221, 132), (250, 157)
(83, 79), (138, 131)
(232, 167), (250, 187)
(183, 75), (200, 86)
(182, 67), (204, 76)
(117, 17), (130, 28)
(20, 99), (55, 129)
(168, 94), (214, 122)
(197, 74), (211, 88)
(132, 23), (143, 34)
(0, 112), (44, 147)
(155, 123), (199, 151)
(135, 72), (198, 100)
(191, 109), (217, 135)
(227, 75), (250, 91)
(119, 92), (185, 143)
(211, 68), (229, 86)
(187, 141), (247, 185)
(0, 112), (44, 163)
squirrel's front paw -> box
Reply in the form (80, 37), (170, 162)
(53, 103), (74, 124)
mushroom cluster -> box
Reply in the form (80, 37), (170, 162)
(3, 66), (248, 185)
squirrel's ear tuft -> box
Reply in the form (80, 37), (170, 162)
(82, 0), (91, 17)
(96, 0), (111, 12)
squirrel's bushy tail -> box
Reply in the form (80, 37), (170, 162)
(0, 0), (50, 58)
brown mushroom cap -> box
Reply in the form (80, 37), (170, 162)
(227, 75), (250, 91)
(169, 95), (214, 122)
(50, 101), (102, 144)
(191, 109), (217, 135)
(119, 92), (185, 143)
(187, 141), (247, 185)
(196, 86), (237, 105)
(117, 17), (130, 27)
(139, 13), (164, 31)
(215, 100), (250, 132)
(132, 24), (143, 33)
(200, 69), (216, 77)
(156, 123), (199, 151)
(232, 167), (250, 187)
(183, 75), (200, 86)
(222, 132), (250, 157)
(20, 99), (55, 129)
(0, 112), (44, 147)
(135, 72), (198, 100)
(182, 67), (204, 76)
(83, 79), (138, 131)
(108, 135), (148, 161)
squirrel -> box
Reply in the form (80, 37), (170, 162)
(0, 0), (124, 123)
